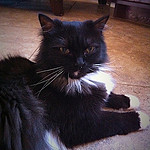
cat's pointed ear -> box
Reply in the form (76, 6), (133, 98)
(94, 15), (109, 30)
(38, 14), (54, 32)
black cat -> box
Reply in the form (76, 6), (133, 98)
(0, 14), (149, 150)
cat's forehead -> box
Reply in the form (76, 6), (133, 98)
(60, 21), (84, 33)
(62, 21), (82, 27)
(56, 20), (96, 37)
(61, 20), (99, 41)
(59, 20), (93, 32)
(50, 20), (100, 48)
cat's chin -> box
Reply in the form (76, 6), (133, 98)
(69, 74), (81, 79)
(69, 71), (86, 79)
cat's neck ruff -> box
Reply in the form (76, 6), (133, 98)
(56, 69), (115, 96)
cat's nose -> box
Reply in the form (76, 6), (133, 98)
(75, 57), (85, 69)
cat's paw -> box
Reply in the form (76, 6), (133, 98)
(137, 111), (150, 130)
(125, 94), (140, 110)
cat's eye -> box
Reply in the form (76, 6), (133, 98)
(59, 47), (70, 55)
(84, 47), (95, 55)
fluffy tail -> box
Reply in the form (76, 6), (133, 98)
(0, 79), (50, 150)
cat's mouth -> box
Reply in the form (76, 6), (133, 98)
(68, 66), (96, 79)
(69, 70), (85, 79)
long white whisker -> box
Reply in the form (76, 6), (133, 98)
(37, 66), (63, 74)
(37, 70), (64, 96)
(40, 68), (64, 81)
(100, 67), (111, 71)
(106, 66), (122, 68)
(35, 78), (51, 97)
(31, 78), (51, 87)
(40, 69), (63, 88)
(89, 68), (95, 72)
(94, 64), (122, 71)
(93, 64), (110, 70)
(37, 70), (64, 97)
(30, 68), (64, 86)
(105, 60), (116, 64)
(93, 64), (102, 66)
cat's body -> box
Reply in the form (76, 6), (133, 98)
(0, 14), (149, 150)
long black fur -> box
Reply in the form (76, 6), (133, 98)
(0, 57), (49, 150)
(35, 14), (140, 148)
(0, 15), (142, 149)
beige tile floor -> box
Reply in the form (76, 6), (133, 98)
(0, 0), (150, 149)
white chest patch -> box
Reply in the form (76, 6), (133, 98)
(45, 131), (67, 150)
(65, 69), (115, 96)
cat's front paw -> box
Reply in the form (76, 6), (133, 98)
(137, 111), (150, 130)
(125, 94), (140, 110)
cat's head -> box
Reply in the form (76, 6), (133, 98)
(36, 14), (109, 79)
(35, 14), (111, 95)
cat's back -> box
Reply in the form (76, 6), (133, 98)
(0, 56), (38, 119)
(0, 56), (37, 111)
(0, 56), (50, 150)
(0, 56), (35, 82)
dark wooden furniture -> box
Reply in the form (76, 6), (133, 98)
(49, 0), (64, 16)
(98, 0), (107, 4)
(49, 0), (108, 16)
(114, 0), (150, 25)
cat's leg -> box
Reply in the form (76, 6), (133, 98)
(59, 110), (149, 148)
(104, 92), (140, 110)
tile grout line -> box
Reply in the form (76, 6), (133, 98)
(66, 1), (77, 14)
(117, 82), (150, 88)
